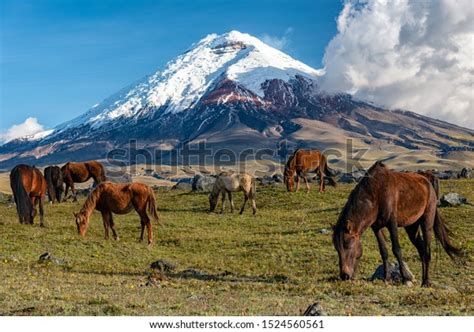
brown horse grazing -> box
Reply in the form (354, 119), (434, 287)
(44, 165), (63, 203)
(74, 182), (161, 244)
(209, 171), (257, 215)
(333, 161), (463, 287)
(62, 161), (106, 201)
(10, 164), (47, 226)
(284, 149), (336, 193)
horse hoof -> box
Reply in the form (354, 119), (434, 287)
(404, 281), (414, 287)
(422, 281), (432, 288)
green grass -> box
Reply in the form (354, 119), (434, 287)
(0, 180), (472, 315)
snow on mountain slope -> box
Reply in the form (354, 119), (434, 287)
(56, 31), (322, 131)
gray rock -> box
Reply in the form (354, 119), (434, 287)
(440, 192), (468, 207)
(172, 179), (193, 191)
(459, 168), (472, 179)
(151, 171), (166, 180)
(259, 175), (276, 186)
(192, 174), (216, 192)
(303, 302), (326, 316)
(150, 259), (176, 272)
(371, 261), (415, 283)
(0, 192), (12, 204)
(319, 228), (330, 234)
(107, 172), (132, 183)
(272, 173), (284, 183)
(38, 252), (67, 266)
(180, 268), (206, 278)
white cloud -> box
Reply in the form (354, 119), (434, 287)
(261, 27), (294, 50)
(0, 117), (46, 143)
(320, 0), (474, 128)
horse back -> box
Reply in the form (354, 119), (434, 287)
(381, 172), (434, 226)
(294, 149), (323, 172)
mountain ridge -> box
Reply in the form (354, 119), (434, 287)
(1, 31), (473, 170)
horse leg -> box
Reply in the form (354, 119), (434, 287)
(295, 175), (300, 192)
(303, 175), (310, 193)
(63, 184), (68, 202)
(139, 220), (145, 242)
(239, 194), (248, 215)
(39, 196), (45, 227)
(31, 196), (37, 224)
(71, 183), (78, 202)
(405, 222), (428, 287)
(251, 196), (257, 215)
(420, 207), (435, 287)
(101, 211), (110, 240)
(372, 227), (390, 281)
(137, 209), (152, 244)
(220, 191), (226, 213)
(108, 213), (119, 241)
(388, 221), (412, 285)
(228, 191), (235, 213)
(319, 167), (325, 193)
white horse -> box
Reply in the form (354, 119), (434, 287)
(209, 171), (257, 215)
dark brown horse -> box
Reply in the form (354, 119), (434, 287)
(44, 165), (63, 203)
(284, 149), (336, 192)
(62, 161), (106, 201)
(333, 161), (462, 287)
(74, 182), (161, 244)
(10, 164), (47, 226)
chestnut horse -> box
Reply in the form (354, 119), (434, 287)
(209, 171), (257, 215)
(284, 149), (336, 193)
(333, 161), (462, 287)
(74, 182), (161, 244)
(44, 165), (63, 203)
(10, 164), (47, 226)
(62, 161), (106, 201)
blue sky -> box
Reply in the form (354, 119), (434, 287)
(0, 0), (343, 132)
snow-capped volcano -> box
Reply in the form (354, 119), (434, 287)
(1, 31), (473, 169)
(60, 31), (322, 130)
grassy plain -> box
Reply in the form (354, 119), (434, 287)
(0, 180), (472, 315)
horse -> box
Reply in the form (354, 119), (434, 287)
(332, 161), (463, 287)
(283, 149), (337, 193)
(61, 161), (106, 201)
(209, 171), (257, 215)
(10, 164), (47, 226)
(74, 182), (161, 244)
(44, 165), (63, 203)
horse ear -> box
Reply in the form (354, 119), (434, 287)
(73, 212), (78, 218)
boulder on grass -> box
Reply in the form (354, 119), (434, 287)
(371, 261), (414, 283)
(440, 192), (468, 207)
(192, 174), (216, 192)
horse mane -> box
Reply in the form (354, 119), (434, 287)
(333, 161), (387, 243)
(284, 149), (301, 176)
(79, 183), (105, 217)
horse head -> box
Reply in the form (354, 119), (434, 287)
(208, 192), (218, 212)
(333, 220), (363, 280)
(74, 211), (89, 236)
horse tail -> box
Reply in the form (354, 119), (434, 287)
(433, 209), (463, 260)
(147, 189), (163, 226)
(10, 167), (33, 224)
(45, 167), (56, 202)
(321, 154), (337, 187)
